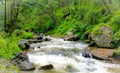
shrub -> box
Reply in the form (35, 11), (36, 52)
(12, 29), (34, 39)
(113, 30), (120, 47)
(0, 37), (21, 59)
(109, 11), (120, 32)
(73, 23), (88, 40)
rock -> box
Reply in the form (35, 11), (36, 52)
(18, 61), (35, 71)
(112, 53), (120, 60)
(88, 47), (115, 60)
(39, 64), (54, 70)
(64, 29), (79, 41)
(10, 52), (35, 71)
(18, 39), (30, 50)
(43, 37), (51, 41)
(90, 26), (113, 48)
(82, 52), (92, 58)
(28, 39), (42, 44)
(34, 33), (43, 40)
(64, 35), (79, 41)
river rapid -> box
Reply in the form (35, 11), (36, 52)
(22, 36), (120, 73)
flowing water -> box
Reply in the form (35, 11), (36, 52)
(23, 36), (120, 73)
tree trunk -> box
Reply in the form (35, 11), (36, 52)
(119, 0), (120, 8)
(4, 0), (6, 31)
(9, 0), (20, 33)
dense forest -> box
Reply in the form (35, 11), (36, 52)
(0, 0), (120, 60)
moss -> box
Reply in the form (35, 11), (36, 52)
(90, 23), (111, 36)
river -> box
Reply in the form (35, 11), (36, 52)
(21, 36), (120, 73)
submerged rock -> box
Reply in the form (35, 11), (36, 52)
(39, 64), (54, 70)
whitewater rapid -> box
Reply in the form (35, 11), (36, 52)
(26, 36), (120, 73)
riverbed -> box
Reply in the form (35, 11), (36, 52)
(20, 36), (120, 73)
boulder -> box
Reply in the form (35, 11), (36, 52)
(64, 29), (79, 41)
(34, 33), (43, 40)
(18, 61), (35, 71)
(88, 47), (115, 60)
(39, 64), (54, 70)
(10, 52), (35, 71)
(18, 39), (30, 50)
(90, 26), (113, 48)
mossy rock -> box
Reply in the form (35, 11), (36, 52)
(90, 24), (113, 48)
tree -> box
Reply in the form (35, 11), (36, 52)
(9, 0), (21, 33)
(4, 0), (6, 31)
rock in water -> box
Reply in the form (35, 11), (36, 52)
(10, 52), (35, 71)
(39, 64), (54, 70)
(18, 61), (35, 71)
(82, 52), (92, 58)
(18, 39), (30, 50)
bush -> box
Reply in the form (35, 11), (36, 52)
(113, 30), (120, 47)
(12, 29), (34, 39)
(109, 11), (120, 32)
(0, 37), (21, 59)
(73, 23), (88, 40)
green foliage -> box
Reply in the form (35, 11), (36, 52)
(0, 36), (21, 59)
(12, 30), (34, 39)
(73, 23), (88, 40)
(109, 11), (120, 32)
(112, 47), (120, 56)
(0, 64), (19, 73)
(113, 30), (120, 47)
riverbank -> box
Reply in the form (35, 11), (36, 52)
(88, 47), (120, 64)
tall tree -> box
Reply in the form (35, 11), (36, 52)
(9, 0), (20, 33)
(4, 0), (6, 31)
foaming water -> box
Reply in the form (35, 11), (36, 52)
(27, 36), (120, 73)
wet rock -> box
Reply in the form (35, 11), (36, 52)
(43, 37), (51, 41)
(34, 33), (43, 40)
(28, 39), (42, 44)
(18, 39), (30, 50)
(10, 52), (35, 71)
(39, 64), (54, 70)
(18, 61), (35, 71)
(88, 47), (115, 60)
(64, 35), (79, 41)
(82, 52), (92, 58)
(90, 26), (113, 48)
